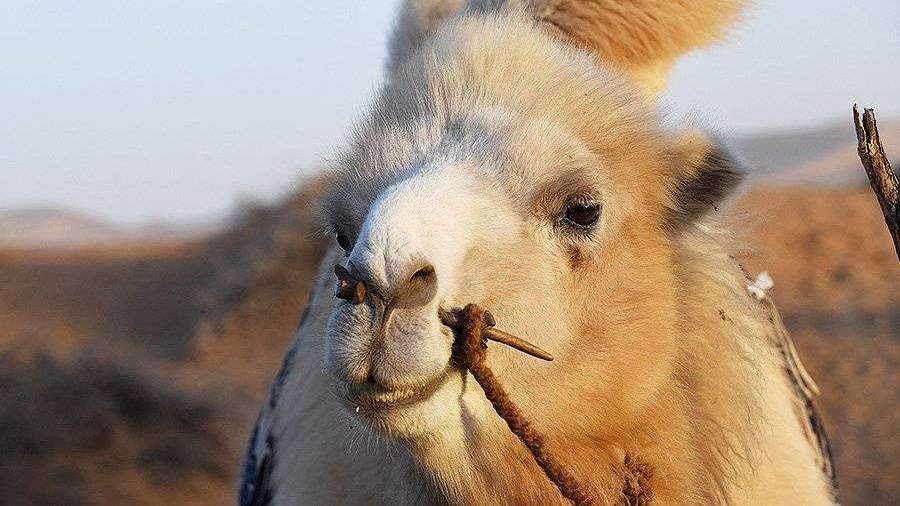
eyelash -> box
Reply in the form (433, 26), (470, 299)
(558, 221), (597, 241)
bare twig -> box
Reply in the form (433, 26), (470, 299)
(853, 105), (900, 260)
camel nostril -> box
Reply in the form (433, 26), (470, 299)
(411, 264), (436, 282)
(393, 264), (437, 308)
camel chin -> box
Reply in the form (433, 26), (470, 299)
(335, 368), (464, 439)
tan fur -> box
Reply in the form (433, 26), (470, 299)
(527, 0), (748, 96)
(246, 3), (835, 505)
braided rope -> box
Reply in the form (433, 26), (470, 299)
(450, 304), (594, 505)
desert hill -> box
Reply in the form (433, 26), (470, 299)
(0, 208), (124, 247)
(0, 180), (330, 505)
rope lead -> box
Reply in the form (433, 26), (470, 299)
(446, 304), (594, 505)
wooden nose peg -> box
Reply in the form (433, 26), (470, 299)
(334, 264), (366, 304)
(439, 307), (554, 362)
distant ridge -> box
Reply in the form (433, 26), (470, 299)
(734, 117), (900, 186)
(0, 207), (213, 248)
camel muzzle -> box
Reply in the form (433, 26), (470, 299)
(331, 264), (600, 504)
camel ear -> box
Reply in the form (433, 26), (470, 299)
(386, 0), (466, 75)
(666, 130), (745, 231)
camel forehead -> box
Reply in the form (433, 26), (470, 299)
(363, 107), (602, 183)
(329, 110), (611, 229)
(329, 12), (664, 223)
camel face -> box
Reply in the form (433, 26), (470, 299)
(244, 4), (837, 504)
(323, 122), (621, 439)
(320, 14), (691, 442)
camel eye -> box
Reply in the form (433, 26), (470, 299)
(335, 232), (352, 252)
(563, 200), (601, 229)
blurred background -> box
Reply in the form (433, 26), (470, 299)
(1, 1), (897, 504)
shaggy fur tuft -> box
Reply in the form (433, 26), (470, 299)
(528, 0), (748, 93)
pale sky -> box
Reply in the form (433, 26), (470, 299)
(2, 1), (898, 224)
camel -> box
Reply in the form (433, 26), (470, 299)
(240, 1), (838, 504)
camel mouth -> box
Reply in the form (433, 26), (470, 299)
(325, 302), (463, 435)
(341, 366), (455, 415)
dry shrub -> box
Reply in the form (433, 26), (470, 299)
(0, 351), (233, 505)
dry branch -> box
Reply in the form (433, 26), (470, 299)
(853, 105), (900, 261)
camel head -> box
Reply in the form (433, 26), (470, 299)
(320, 2), (745, 456)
